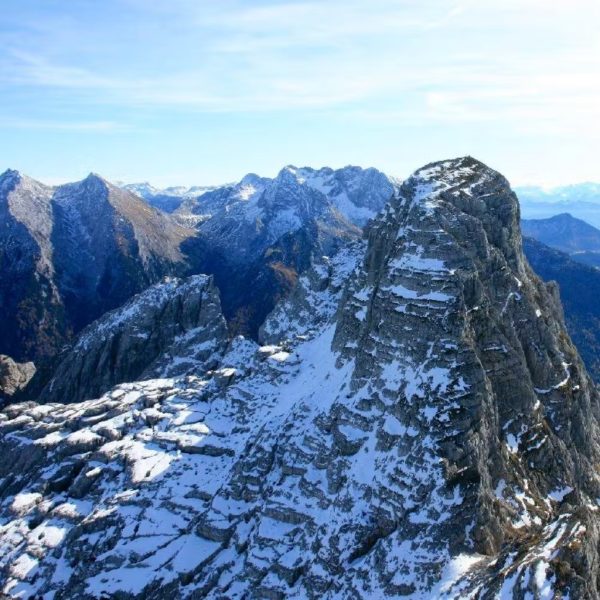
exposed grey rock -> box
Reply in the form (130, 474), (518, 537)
(0, 157), (599, 599)
(38, 275), (228, 403)
(0, 356), (35, 400)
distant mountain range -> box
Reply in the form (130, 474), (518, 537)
(522, 213), (600, 268)
(516, 183), (600, 227)
(120, 181), (224, 213)
(122, 165), (398, 227)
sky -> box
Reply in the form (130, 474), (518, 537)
(1, 0), (599, 188)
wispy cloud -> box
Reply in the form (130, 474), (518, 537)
(2, 0), (599, 122)
(0, 116), (133, 133)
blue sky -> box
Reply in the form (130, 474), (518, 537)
(1, 0), (599, 187)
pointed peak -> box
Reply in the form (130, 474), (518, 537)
(78, 172), (111, 193)
(83, 172), (107, 183)
(0, 169), (23, 194)
(0, 168), (21, 184)
(239, 173), (263, 187)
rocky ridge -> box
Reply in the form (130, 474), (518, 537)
(38, 275), (228, 404)
(167, 165), (396, 228)
(0, 158), (599, 598)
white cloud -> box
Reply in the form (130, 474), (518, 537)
(0, 117), (132, 133)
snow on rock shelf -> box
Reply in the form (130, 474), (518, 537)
(1, 157), (600, 598)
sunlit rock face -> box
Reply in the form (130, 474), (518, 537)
(1, 158), (600, 599)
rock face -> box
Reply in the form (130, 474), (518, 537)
(0, 170), (198, 365)
(39, 275), (228, 404)
(0, 170), (66, 362)
(1, 157), (600, 599)
(0, 356), (35, 401)
(524, 236), (600, 382)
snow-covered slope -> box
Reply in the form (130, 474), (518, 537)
(1, 157), (600, 598)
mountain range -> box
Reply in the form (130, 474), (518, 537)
(516, 183), (600, 228)
(0, 169), (196, 366)
(0, 165), (395, 398)
(1, 157), (600, 598)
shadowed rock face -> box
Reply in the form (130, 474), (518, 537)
(0, 170), (67, 363)
(1, 158), (600, 599)
(524, 236), (600, 382)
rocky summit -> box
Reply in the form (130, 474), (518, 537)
(1, 157), (600, 599)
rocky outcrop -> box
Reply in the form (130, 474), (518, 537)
(331, 156), (600, 597)
(38, 275), (228, 404)
(1, 157), (599, 599)
(0, 356), (35, 401)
